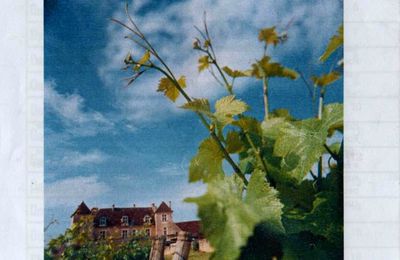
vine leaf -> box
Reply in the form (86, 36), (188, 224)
(222, 66), (251, 78)
(180, 98), (212, 116)
(157, 76), (186, 102)
(273, 103), (343, 181)
(214, 95), (249, 129)
(319, 24), (343, 62)
(225, 131), (244, 154)
(311, 72), (340, 87)
(322, 103), (343, 135)
(251, 56), (298, 80)
(189, 137), (224, 183)
(134, 50), (150, 71)
(233, 116), (261, 135)
(258, 27), (280, 46)
(186, 170), (284, 260)
(198, 55), (210, 72)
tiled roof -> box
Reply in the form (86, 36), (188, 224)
(71, 201), (91, 217)
(93, 207), (154, 227)
(175, 221), (202, 238)
(155, 201), (172, 213)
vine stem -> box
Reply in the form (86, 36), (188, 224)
(263, 77), (269, 121)
(244, 132), (275, 186)
(316, 87), (325, 190)
(114, 17), (248, 185)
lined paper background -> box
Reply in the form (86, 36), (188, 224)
(0, 0), (399, 259)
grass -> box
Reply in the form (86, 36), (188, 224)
(165, 250), (211, 260)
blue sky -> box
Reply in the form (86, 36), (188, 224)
(44, 0), (343, 242)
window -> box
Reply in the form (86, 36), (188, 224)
(163, 227), (167, 236)
(121, 230), (128, 239)
(121, 216), (129, 226)
(132, 229), (136, 236)
(99, 217), (107, 227)
(162, 214), (167, 222)
(144, 215), (151, 224)
(145, 229), (151, 236)
(99, 231), (106, 240)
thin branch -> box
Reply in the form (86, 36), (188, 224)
(244, 132), (274, 186)
(309, 170), (317, 180)
(208, 66), (225, 87)
(194, 25), (207, 41)
(324, 144), (339, 161)
(263, 77), (269, 121)
(298, 70), (314, 99)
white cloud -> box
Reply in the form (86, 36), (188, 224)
(45, 80), (114, 136)
(155, 161), (187, 176)
(99, 0), (342, 126)
(61, 149), (109, 167)
(45, 175), (111, 208)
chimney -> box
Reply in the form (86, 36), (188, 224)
(91, 207), (98, 214)
(133, 204), (136, 208)
(112, 204), (115, 211)
(151, 203), (156, 212)
(169, 201), (172, 209)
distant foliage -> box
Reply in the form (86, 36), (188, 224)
(117, 6), (343, 259)
(45, 219), (151, 260)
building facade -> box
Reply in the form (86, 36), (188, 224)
(71, 201), (205, 244)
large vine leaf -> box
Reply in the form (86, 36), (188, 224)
(258, 27), (280, 46)
(189, 137), (224, 183)
(222, 66), (251, 78)
(319, 25), (343, 63)
(157, 76), (186, 102)
(214, 95), (249, 129)
(186, 170), (284, 260)
(273, 103), (343, 181)
(251, 56), (298, 80)
(180, 98), (212, 116)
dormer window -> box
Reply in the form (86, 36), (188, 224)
(121, 216), (129, 226)
(162, 214), (167, 222)
(99, 217), (107, 227)
(144, 215), (151, 224)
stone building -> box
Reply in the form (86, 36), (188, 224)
(70, 201), (212, 252)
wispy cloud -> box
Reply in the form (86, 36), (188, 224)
(45, 80), (114, 136)
(155, 162), (187, 176)
(45, 175), (111, 208)
(99, 0), (342, 126)
(60, 149), (109, 167)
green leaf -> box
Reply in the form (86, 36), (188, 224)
(261, 117), (291, 140)
(319, 25), (343, 62)
(322, 103), (343, 135)
(273, 103), (342, 181)
(186, 170), (284, 260)
(233, 116), (261, 135)
(214, 95), (249, 129)
(157, 76), (186, 102)
(198, 55), (210, 72)
(311, 72), (341, 87)
(222, 66), (251, 78)
(180, 98), (212, 116)
(225, 131), (244, 154)
(252, 56), (298, 80)
(258, 27), (279, 46)
(274, 119), (326, 181)
(189, 137), (224, 183)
